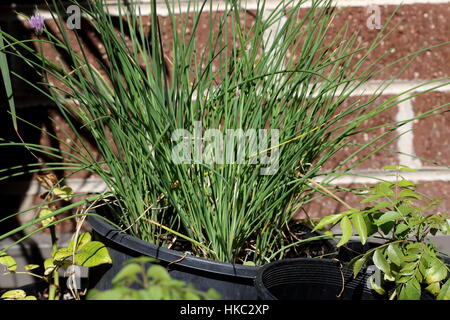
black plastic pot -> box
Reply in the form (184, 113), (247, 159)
(255, 258), (377, 300)
(87, 215), (337, 300)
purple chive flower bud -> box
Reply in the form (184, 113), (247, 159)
(28, 13), (45, 35)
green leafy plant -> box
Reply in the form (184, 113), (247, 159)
(0, 0), (449, 267)
(0, 231), (111, 300)
(87, 257), (220, 300)
(313, 165), (450, 300)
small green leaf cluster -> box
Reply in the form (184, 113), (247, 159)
(313, 165), (450, 300)
(0, 232), (111, 300)
(87, 257), (221, 300)
(44, 232), (112, 275)
(1, 289), (37, 300)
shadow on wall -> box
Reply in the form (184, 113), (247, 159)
(0, 6), (52, 280)
(0, 2), (93, 281)
(0, 1), (171, 284)
(0, 2), (119, 280)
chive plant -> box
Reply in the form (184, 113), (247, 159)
(1, 0), (449, 264)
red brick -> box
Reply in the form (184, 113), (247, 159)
(291, 4), (450, 80)
(416, 181), (450, 213)
(322, 95), (399, 171)
(300, 180), (450, 220)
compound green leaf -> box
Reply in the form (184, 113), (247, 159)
(398, 189), (421, 200)
(371, 201), (393, 211)
(44, 258), (56, 276)
(1, 289), (26, 300)
(398, 278), (421, 300)
(398, 179), (415, 187)
(39, 207), (55, 227)
(383, 273), (395, 281)
(312, 214), (343, 232)
(387, 244), (403, 267)
(53, 248), (73, 261)
(442, 219), (450, 235)
(406, 243), (422, 256)
(147, 265), (171, 281)
(24, 264), (40, 271)
(400, 262), (418, 276)
(361, 194), (385, 203)
(0, 252), (17, 272)
(184, 291), (201, 300)
(53, 186), (73, 201)
(74, 241), (112, 267)
(375, 211), (403, 226)
(353, 256), (367, 277)
(375, 182), (394, 196)
(398, 204), (413, 216)
(397, 276), (412, 284)
(369, 275), (386, 295)
(395, 223), (410, 236)
(424, 259), (447, 284)
(373, 249), (391, 276)
(112, 263), (141, 285)
(68, 232), (91, 251)
(437, 279), (450, 300)
(337, 216), (352, 247)
(363, 214), (378, 237)
(352, 212), (367, 245)
(425, 282), (440, 296)
(146, 286), (163, 300)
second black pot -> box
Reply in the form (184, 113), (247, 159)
(255, 258), (377, 300)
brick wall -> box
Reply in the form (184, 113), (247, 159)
(1, 0), (449, 232)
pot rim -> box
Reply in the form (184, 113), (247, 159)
(87, 210), (338, 279)
(87, 214), (258, 279)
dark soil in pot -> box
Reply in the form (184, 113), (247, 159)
(282, 221), (338, 259)
(86, 208), (338, 300)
